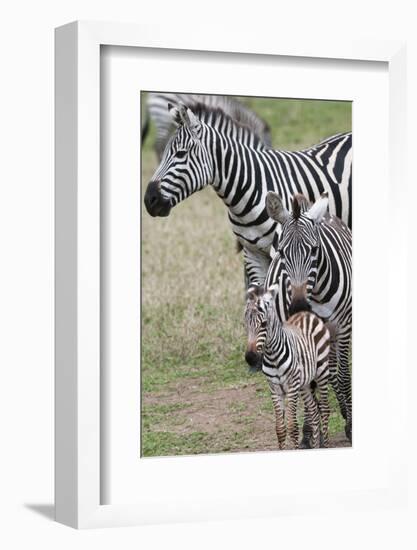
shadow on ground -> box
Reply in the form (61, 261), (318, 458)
(25, 503), (55, 521)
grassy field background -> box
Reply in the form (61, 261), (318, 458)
(141, 95), (352, 457)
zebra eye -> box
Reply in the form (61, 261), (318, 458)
(312, 246), (318, 254)
(175, 149), (188, 159)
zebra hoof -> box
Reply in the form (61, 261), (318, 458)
(345, 422), (352, 442)
(299, 437), (312, 449)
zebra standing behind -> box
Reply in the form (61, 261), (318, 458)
(264, 192), (352, 441)
(245, 284), (331, 450)
(144, 103), (352, 286)
(142, 92), (272, 159)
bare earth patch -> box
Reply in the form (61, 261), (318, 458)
(143, 378), (351, 455)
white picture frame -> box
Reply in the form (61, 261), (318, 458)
(55, 21), (407, 529)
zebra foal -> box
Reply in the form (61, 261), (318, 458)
(245, 284), (331, 450)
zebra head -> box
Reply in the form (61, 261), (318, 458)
(144, 103), (214, 217)
(244, 284), (278, 372)
(266, 192), (329, 316)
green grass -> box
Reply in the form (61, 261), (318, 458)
(141, 93), (352, 457)
(240, 96), (352, 150)
(142, 431), (213, 457)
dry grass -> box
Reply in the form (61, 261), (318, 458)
(141, 155), (243, 368)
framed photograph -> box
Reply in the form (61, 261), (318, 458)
(55, 21), (407, 528)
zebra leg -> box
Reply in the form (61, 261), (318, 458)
(300, 402), (313, 449)
(301, 387), (320, 449)
(325, 326), (347, 421)
(300, 381), (317, 449)
(285, 386), (300, 450)
(242, 247), (271, 288)
(337, 331), (352, 442)
(268, 382), (286, 449)
(316, 373), (330, 449)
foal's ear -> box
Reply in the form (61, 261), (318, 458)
(266, 192), (290, 224)
(265, 283), (279, 301)
(307, 192), (329, 223)
(246, 284), (263, 301)
(168, 103), (201, 134)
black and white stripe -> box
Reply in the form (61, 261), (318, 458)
(245, 284), (331, 450)
(142, 92), (272, 159)
(144, 103), (352, 286)
(264, 192), (352, 441)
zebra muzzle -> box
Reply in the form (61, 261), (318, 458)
(144, 181), (172, 217)
(289, 284), (311, 316)
(245, 350), (263, 372)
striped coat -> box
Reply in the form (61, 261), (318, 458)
(144, 103), (352, 285)
(264, 192), (352, 441)
(142, 92), (271, 159)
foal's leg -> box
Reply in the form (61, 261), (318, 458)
(286, 384), (300, 450)
(301, 387), (320, 449)
(268, 382), (286, 449)
(300, 401), (313, 449)
(300, 382), (316, 449)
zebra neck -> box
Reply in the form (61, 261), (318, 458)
(210, 134), (268, 214)
(311, 226), (348, 318)
(264, 310), (297, 378)
(266, 306), (285, 350)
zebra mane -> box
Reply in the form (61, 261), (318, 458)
(189, 103), (264, 147)
(291, 194), (311, 219)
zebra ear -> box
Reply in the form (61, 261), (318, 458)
(168, 103), (183, 126)
(168, 103), (201, 134)
(266, 192), (290, 224)
(307, 192), (329, 223)
(185, 107), (201, 131)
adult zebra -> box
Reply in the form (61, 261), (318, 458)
(142, 92), (272, 159)
(144, 103), (352, 286)
(264, 192), (352, 441)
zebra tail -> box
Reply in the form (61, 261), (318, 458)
(236, 240), (243, 253)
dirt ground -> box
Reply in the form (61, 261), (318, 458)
(142, 377), (351, 456)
